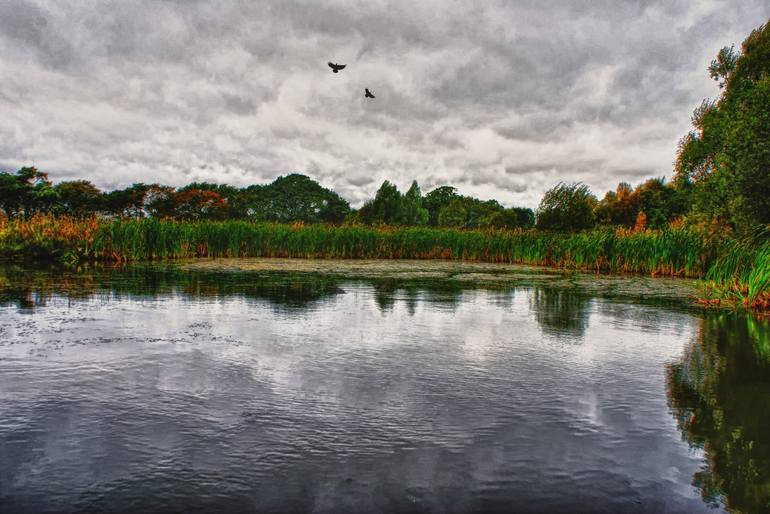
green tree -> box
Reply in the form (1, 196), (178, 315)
(438, 198), (468, 228)
(536, 182), (597, 231)
(0, 167), (56, 218)
(483, 207), (535, 229)
(104, 183), (152, 218)
(635, 178), (683, 229)
(424, 186), (459, 226)
(360, 180), (403, 225)
(0, 171), (23, 218)
(675, 21), (770, 226)
(53, 180), (103, 217)
(250, 174), (350, 223)
(398, 181), (429, 226)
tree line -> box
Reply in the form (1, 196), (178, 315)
(1, 20), (767, 232)
(0, 169), (536, 229)
(0, 165), (697, 231)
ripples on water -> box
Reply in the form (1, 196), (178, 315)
(0, 264), (768, 513)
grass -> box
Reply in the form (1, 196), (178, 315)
(1, 215), (767, 312)
(86, 218), (722, 277)
(704, 226), (770, 311)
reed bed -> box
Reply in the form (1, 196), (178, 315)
(40, 216), (721, 277)
(1, 215), (768, 311)
(705, 226), (770, 311)
(0, 214), (99, 261)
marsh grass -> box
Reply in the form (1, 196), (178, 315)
(86, 219), (717, 276)
(1, 215), (767, 311)
(83, 219), (713, 276)
(705, 226), (770, 311)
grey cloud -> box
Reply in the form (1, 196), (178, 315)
(0, 0), (768, 208)
(0, 1), (74, 68)
(222, 94), (258, 116)
(346, 174), (376, 188)
(495, 116), (576, 143)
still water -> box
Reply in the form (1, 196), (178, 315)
(0, 262), (768, 513)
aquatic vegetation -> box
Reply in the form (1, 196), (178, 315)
(1, 215), (767, 312)
(705, 227), (770, 311)
(0, 214), (98, 261)
(86, 219), (722, 276)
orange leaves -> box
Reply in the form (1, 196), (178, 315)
(0, 214), (99, 256)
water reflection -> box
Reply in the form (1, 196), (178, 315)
(2, 262), (767, 513)
(530, 288), (592, 339)
(0, 265), (487, 316)
(667, 314), (770, 512)
(0, 264), (347, 312)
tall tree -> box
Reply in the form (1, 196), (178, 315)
(424, 186), (459, 226)
(251, 174), (350, 223)
(398, 181), (429, 226)
(54, 180), (103, 217)
(172, 188), (228, 220)
(0, 167), (56, 218)
(536, 182), (597, 231)
(675, 20), (770, 227)
(360, 180), (404, 225)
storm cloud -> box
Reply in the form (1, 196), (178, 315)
(0, 0), (767, 207)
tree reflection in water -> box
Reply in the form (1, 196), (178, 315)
(0, 265), (477, 315)
(0, 265), (345, 312)
(531, 288), (592, 339)
(667, 314), (770, 512)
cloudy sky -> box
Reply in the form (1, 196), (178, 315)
(0, 1), (768, 207)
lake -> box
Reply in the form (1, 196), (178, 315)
(1, 260), (768, 513)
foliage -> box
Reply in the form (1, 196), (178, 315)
(171, 188), (228, 220)
(0, 171), (353, 224)
(0, 214), (99, 260)
(705, 226), (770, 311)
(245, 174), (350, 224)
(0, 216), (713, 274)
(423, 186), (458, 225)
(536, 182), (597, 231)
(597, 178), (691, 229)
(667, 313), (770, 512)
(437, 198), (467, 228)
(0, 167), (56, 219)
(103, 183), (152, 218)
(53, 180), (103, 217)
(400, 181), (429, 226)
(359, 180), (404, 225)
(675, 20), (770, 227)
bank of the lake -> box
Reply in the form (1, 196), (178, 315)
(1, 215), (768, 312)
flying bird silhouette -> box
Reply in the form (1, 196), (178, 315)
(365, 88), (375, 99)
(328, 62), (346, 73)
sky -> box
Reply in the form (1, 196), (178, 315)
(0, 1), (768, 208)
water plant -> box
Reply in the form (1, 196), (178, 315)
(1, 215), (767, 313)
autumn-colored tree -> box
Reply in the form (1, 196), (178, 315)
(172, 188), (228, 220)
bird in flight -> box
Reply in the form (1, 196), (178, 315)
(328, 62), (346, 73)
(364, 88), (375, 99)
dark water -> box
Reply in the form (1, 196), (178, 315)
(0, 263), (769, 513)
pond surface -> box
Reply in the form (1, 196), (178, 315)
(0, 261), (769, 513)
